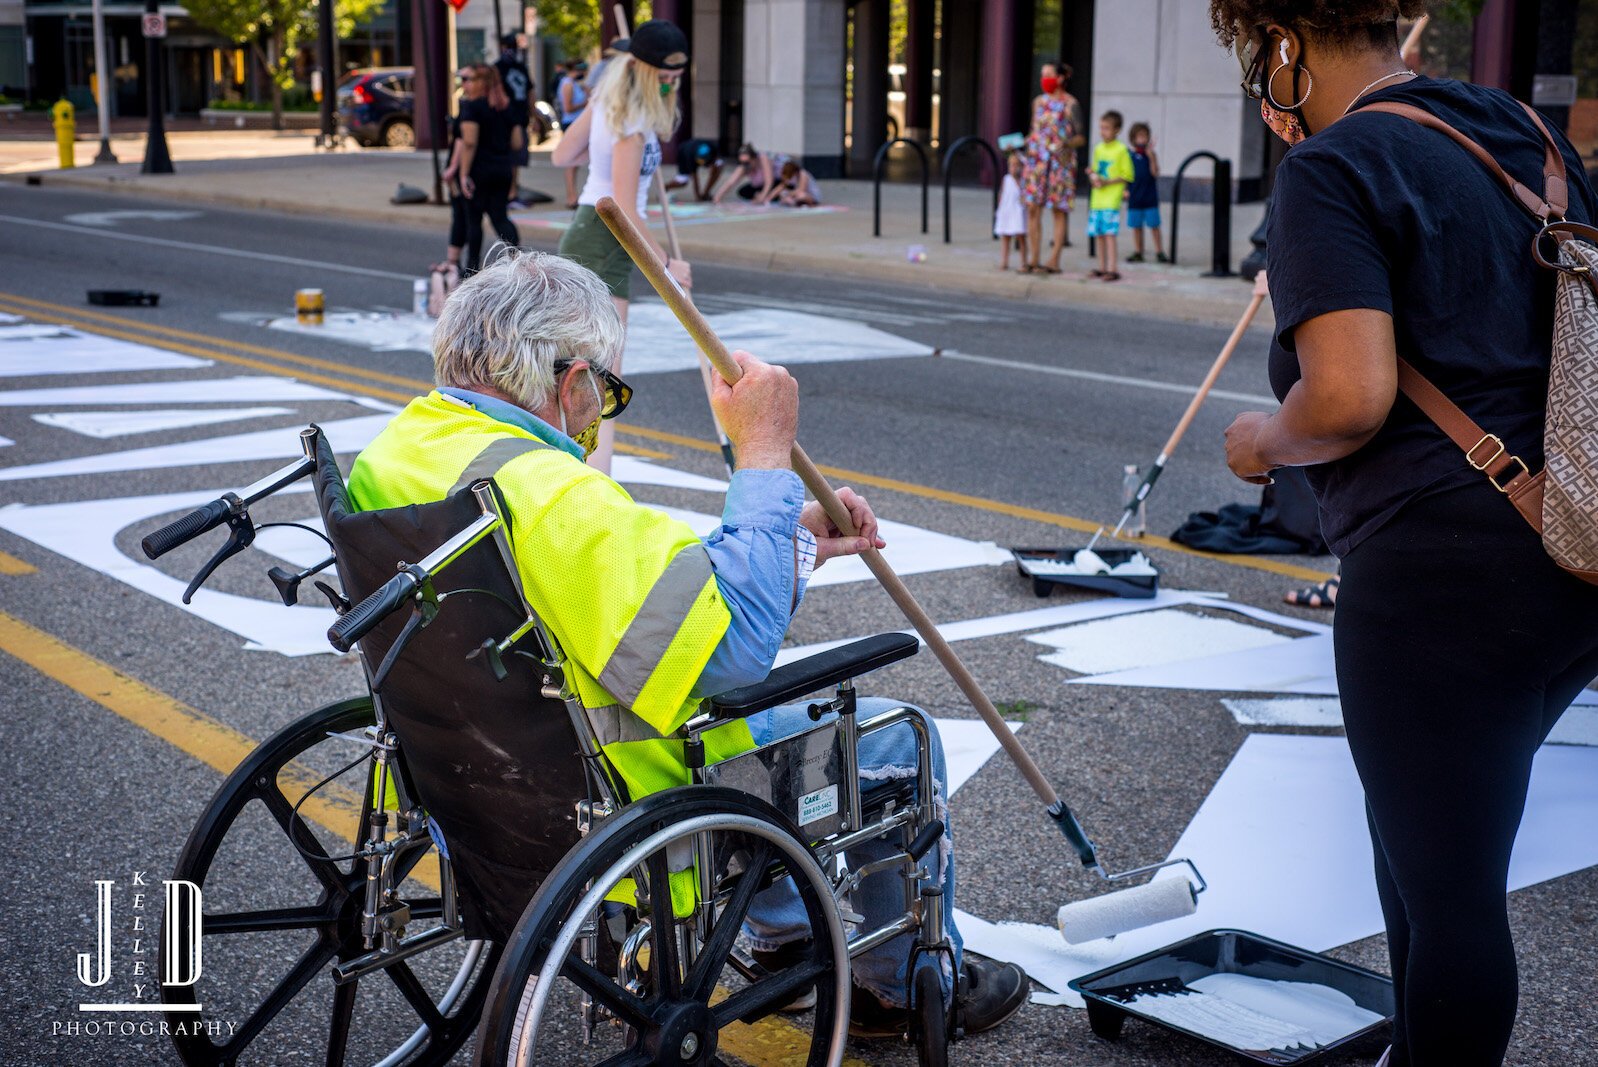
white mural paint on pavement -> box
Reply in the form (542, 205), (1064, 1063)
(0, 413), (393, 482)
(245, 303), (933, 375)
(0, 486), (336, 657)
(33, 407), (295, 439)
(1026, 609), (1290, 675)
(0, 325), (210, 377)
(960, 735), (1598, 1007)
(0, 377), (350, 407)
(1222, 696), (1598, 743)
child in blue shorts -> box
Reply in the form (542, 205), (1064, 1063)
(1088, 111), (1135, 282)
(1126, 122), (1168, 263)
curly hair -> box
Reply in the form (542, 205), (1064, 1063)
(1209, 1), (1430, 50)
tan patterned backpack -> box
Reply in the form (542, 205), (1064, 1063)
(1360, 100), (1598, 585)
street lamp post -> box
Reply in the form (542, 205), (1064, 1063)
(317, 0), (337, 147)
(140, 0), (174, 174)
(90, 0), (118, 163)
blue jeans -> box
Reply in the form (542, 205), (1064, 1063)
(740, 698), (963, 1008)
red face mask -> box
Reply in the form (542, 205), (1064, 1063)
(1041, 75), (1060, 95)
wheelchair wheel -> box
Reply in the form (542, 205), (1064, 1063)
(162, 696), (499, 1065)
(911, 964), (948, 1067)
(475, 786), (850, 1067)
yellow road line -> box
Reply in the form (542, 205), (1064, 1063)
(0, 292), (1330, 582)
(0, 549), (37, 575)
(0, 608), (845, 1064)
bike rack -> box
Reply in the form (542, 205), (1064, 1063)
(940, 135), (1002, 244)
(1168, 150), (1235, 277)
(873, 137), (931, 237)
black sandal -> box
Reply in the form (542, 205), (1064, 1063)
(1285, 576), (1340, 609)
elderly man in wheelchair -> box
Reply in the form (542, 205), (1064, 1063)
(152, 251), (1026, 1067)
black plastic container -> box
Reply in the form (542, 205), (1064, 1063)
(1069, 929), (1394, 1065)
(87, 290), (160, 307)
(1012, 547), (1160, 600)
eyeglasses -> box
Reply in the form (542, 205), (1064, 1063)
(1237, 28), (1266, 99)
(554, 359), (633, 420)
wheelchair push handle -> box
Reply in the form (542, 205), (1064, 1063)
(142, 497), (235, 560)
(328, 569), (421, 653)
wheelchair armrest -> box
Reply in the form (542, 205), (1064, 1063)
(705, 632), (920, 720)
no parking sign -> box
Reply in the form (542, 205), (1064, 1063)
(141, 12), (166, 38)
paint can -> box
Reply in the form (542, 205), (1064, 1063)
(295, 288), (325, 326)
(412, 278), (429, 317)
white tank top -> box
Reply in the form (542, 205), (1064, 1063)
(577, 108), (660, 217)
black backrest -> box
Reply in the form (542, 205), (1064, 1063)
(309, 427), (588, 942)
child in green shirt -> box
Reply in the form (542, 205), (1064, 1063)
(1088, 110), (1135, 282)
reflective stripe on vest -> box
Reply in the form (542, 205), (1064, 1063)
(451, 435), (553, 494)
(597, 545), (714, 709)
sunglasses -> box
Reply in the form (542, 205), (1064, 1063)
(555, 359), (633, 420)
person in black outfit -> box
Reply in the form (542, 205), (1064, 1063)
(495, 33), (533, 193)
(456, 63), (523, 274)
(1209, 3), (1598, 1065)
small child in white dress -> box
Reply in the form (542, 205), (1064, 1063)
(995, 151), (1027, 270)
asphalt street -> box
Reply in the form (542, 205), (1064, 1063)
(1, 184), (1594, 1067)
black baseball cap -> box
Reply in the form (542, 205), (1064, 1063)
(612, 19), (690, 71)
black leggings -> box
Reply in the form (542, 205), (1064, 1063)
(464, 173), (519, 273)
(1336, 480), (1598, 1066)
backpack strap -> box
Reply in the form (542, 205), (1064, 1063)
(1357, 99), (1567, 221)
(1395, 357), (1543, 528)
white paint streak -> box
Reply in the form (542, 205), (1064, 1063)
(33, 407), (295, 439)
(0, 326), (209, 377)
(1027, 609), (1287, 675)
(0, 376), (349, 407)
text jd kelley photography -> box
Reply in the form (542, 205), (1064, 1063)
(52, 872), (236, 1038)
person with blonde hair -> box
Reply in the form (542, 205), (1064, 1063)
(552, 19), (692, 473)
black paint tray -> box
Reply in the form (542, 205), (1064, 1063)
(1069, 929), (1394, 1065)
(88, 290), (160, 307)
(1012, 546), (1160, 600)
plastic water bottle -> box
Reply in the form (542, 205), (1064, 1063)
(413, 278), (429, 317)
(1121, 465), (1147, 537)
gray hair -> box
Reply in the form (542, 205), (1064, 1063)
(432, 251), (623, 410)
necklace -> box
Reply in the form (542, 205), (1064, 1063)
(1343, 70), (1419, 115)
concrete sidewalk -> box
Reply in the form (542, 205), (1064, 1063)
(3, 133), (1269, 329)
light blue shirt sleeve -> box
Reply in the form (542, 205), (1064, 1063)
(691, 468), (814, 698)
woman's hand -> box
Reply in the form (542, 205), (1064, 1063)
(460, 175), (476, 198)
(666, 257), (692, 290)
(1225, 411), (1278, 485)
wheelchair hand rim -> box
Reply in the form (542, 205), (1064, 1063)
(510, 811), (851, 1067)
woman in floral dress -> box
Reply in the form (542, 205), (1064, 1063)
(1021, 62), (1084, 274)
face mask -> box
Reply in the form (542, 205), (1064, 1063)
(1040, 75), (1060, 95)
(559, 372), (604, 457)
(1261, 97), (1306, 146)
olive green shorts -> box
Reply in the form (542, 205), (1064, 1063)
(558, 205), (633, 300)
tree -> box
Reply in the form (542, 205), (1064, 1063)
(185, 0), (385, 129)
(534, 0), (651, 60)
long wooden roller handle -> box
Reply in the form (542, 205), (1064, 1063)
(594, 195), (1063, 810)
(1156, 285), (1267, 461)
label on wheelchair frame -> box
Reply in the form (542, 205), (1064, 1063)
(798, 784), (839, 828)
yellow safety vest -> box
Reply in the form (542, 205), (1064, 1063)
(348, 392), (758, 808)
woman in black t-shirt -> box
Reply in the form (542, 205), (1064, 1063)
(456, 64), (523, 273)
(1210, 3), (1598, 1065)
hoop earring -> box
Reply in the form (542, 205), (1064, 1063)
(1266, 60), (1313, 110)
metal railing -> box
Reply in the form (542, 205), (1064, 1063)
(872, 137), (931, 237)
(1168, 151), (1235, 277)
(939, 136), (1001, 244)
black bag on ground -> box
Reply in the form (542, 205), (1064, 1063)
(1170, 467), (1329, 555)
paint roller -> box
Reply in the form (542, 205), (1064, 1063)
(1079, 270), (1271, 566)
(594, 194), (1208, 942)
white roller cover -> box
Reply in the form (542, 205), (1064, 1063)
(1057, 878), (1197, 944)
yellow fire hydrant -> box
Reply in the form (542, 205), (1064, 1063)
(52, 98), (75, 169)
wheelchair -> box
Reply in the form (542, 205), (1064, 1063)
(153, 425), (959, 1067)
